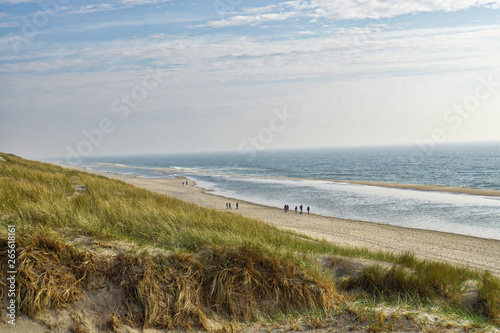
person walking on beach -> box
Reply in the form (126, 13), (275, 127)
(236, 202), (239, 210)
(228, 203), (231, 209)
(307, 206), (310, 214)
(284, 204), (287, 213)
(226, 202), (229, 209)
(295, 206), (298, 214)
(300, 205), (303, 214)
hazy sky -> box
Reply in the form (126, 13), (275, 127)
(1, 0), (500, 160)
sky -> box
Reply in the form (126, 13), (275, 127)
(0, 0), (500, 160)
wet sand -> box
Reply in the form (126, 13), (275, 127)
(334, 180), (500, 197)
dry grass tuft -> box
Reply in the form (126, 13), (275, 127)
(0, 232), (341, 331)
(17, 236), (84, 317)
(116, 246), (340, 330)
(0, 233), (111, 318)
(107, 315), (123, 332)
(306, 315), (325, 329)
(1, 231), (340, 330)
(69, 312), (91, 333)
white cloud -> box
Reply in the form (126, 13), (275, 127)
(118, 0), (171, 5)
(310, 0), (500, 20)
(3, 23), (499, 83)
(205, 0), (304, 27)
(0, 58), (98, 73)
(206, 12), (296, 28)
(207, 0), (500, 27)
(0, 0), (37, 3)
(0, 21), (19, 28)
(240, 4), (282, 15)
(66, 4), (117, 15)
(0, 0), (171, 14)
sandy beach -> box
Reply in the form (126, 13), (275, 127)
(80, 169), (500, 276)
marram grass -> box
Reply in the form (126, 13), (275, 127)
(0, 153), (499, 329)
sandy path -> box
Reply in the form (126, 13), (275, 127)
(81, 170), (500, 276)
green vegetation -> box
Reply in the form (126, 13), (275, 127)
(0, 153), (499, 331)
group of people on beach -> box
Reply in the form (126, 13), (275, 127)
(226, 202), (239, 210)
(284, 204), (310, 214)
(182, 181), (188, 186)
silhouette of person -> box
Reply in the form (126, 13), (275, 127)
(295, 206), (298, 214)
(236, 202), (239, 210)
(307, 206), (310, 214)
(300, 205), (303, 214)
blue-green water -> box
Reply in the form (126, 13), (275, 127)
(58, 143), (500, 240)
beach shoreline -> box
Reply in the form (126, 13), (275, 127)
(65, 165), (500, 276)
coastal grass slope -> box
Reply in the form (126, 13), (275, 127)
(0, 153), (499, 331)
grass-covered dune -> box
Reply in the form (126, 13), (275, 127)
(0, 153), (499, 332)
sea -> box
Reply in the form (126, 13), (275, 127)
(57, 142), (500, 240)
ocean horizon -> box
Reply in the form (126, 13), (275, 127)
(54, 142), (500, 240)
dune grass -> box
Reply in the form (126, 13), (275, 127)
(0, 153), (499, 329)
